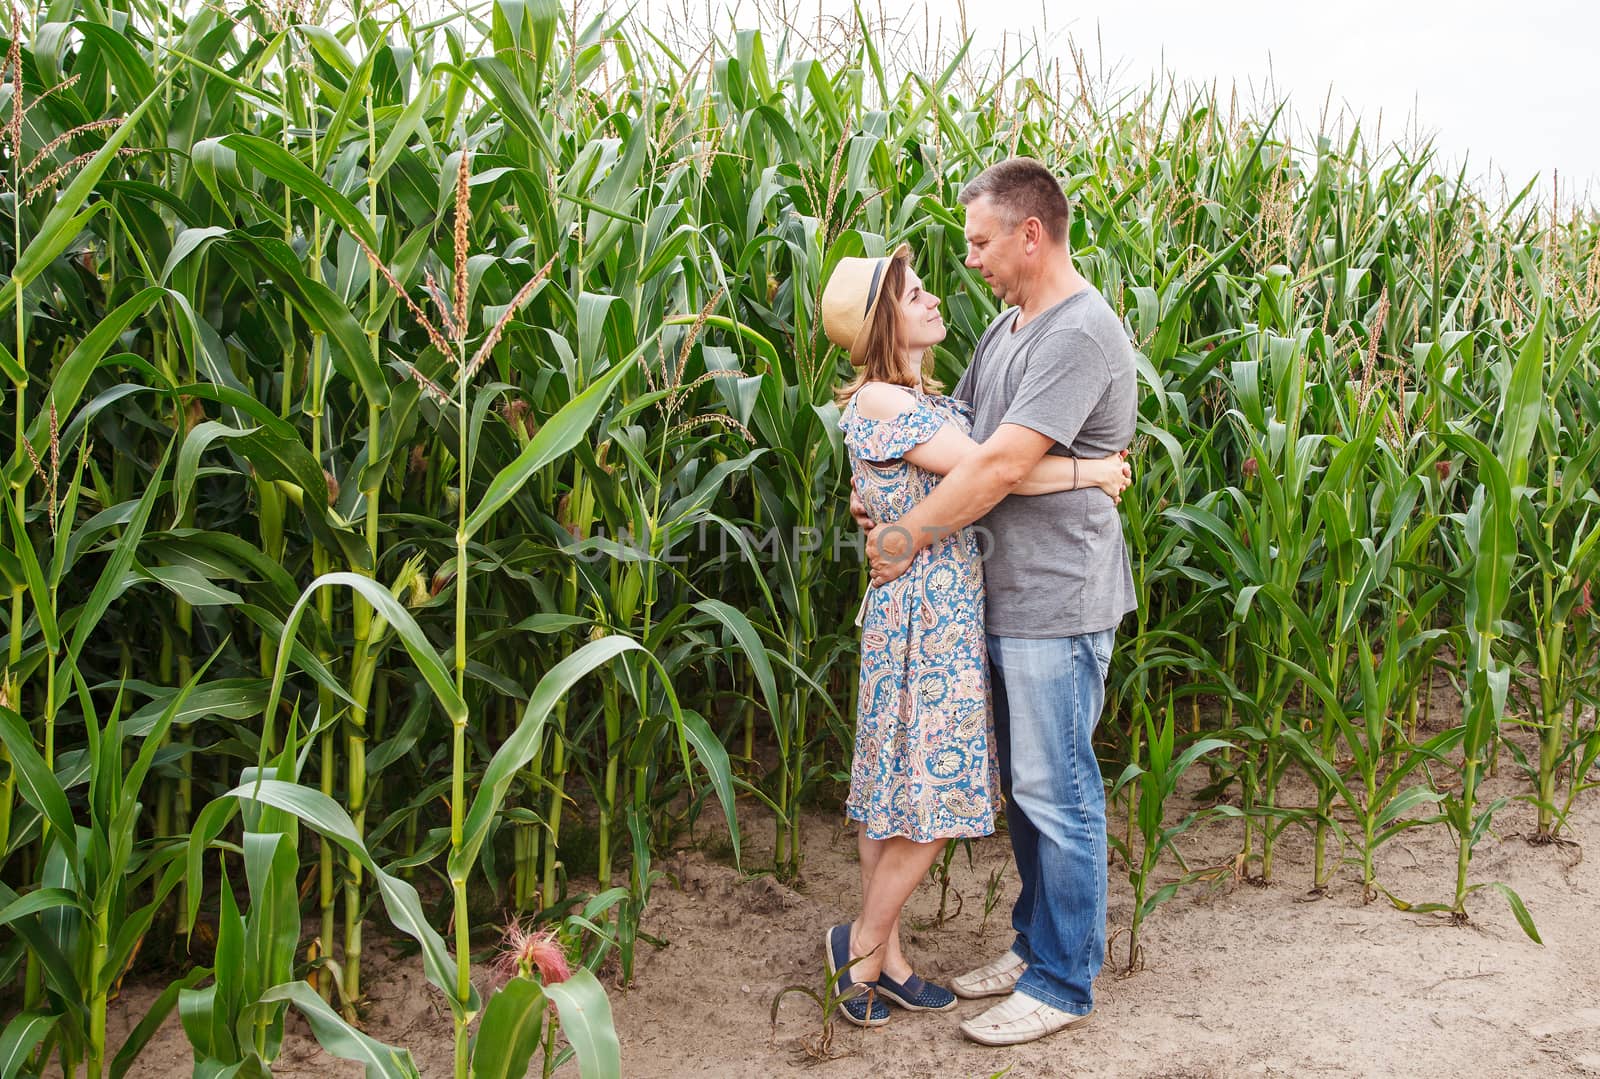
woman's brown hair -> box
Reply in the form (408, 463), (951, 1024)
(833, 250), (943, 405)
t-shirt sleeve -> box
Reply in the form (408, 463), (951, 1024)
(842, 398), (947, 463)
(1000, 329), (1111, 448)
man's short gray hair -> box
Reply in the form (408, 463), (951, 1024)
(959, 157), (1071, 244)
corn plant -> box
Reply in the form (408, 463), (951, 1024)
(1279, 617), (1460, 902)
(1501, 315), (1600, 839)
(181, 744), (428, 1077)
(1108, 696), (1234, 973)
(1164, 328), (1333, 881)
(476, 924), (619, 1079)
(770, 949), (876, 1061)
(1415, 323), (1544, 936)
(0, 639), (204, 1076)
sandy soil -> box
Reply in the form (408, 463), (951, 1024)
(110, 723), (1600, 1079)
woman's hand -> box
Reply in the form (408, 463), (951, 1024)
(850, 486), (876, 530)
(1083, 449), (1133, 503)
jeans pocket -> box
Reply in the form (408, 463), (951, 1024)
(1088, 630), (1113, 681)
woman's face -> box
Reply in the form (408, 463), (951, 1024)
(897, 269), (946, 357)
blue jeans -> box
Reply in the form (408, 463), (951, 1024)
(988, 628), (1114, 1015)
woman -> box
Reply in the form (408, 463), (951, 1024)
(820, 245), (1131, 1026)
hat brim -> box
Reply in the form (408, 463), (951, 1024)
(848, 328), (871, 366)
(845, 243), (911, 366)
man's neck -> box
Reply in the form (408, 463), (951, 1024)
(1012, 260), (1087, 330)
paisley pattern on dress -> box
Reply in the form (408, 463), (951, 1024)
(838, 389), (1000, 842)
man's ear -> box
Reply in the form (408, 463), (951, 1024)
(1023, 217), (1044, 254)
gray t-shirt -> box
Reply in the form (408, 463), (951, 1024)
(953, 287), (1138, 638)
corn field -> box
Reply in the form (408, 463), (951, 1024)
(1, 0), (1597, 1074)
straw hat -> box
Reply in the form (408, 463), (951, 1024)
(821, 244), (910, 366)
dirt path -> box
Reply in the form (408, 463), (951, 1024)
(608, 768), (1600, 1079)
(113, 742), (1600, 1078)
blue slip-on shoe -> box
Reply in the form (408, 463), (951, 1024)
(875, 970), (958, 1012)
(824, 923), (889, 1027)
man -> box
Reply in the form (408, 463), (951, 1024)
(860, 157), (1137, 1046)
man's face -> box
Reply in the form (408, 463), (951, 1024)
(963, 196), (1026, 303)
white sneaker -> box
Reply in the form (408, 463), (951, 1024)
(959, 991), (1090, 1046)
(950, 949), (1027, 1000)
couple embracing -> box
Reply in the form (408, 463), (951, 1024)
(821, 157), (1137, 1046)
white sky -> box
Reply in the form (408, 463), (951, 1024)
(648, 0), (1600, 210)
(1036, 0), (1600, 208)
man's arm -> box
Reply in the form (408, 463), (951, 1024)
(865, 423), (1055, 585)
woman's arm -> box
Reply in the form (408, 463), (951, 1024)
(1013, 452), (1130, 499)
(854, 383), (1131, 501)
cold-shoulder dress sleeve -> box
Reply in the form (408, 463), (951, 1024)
(840, 396), (947, 463)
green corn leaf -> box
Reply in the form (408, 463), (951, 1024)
(464, 356), (634, 538)
(1483, 881), (1542, 945)
(465, 55), (558, 166)
(316, 49), (377, 174)
(102, 860), (186, 1001)
(508, 613), (591, 634)
(231, 235), (391, 408)
(0, 1012), (56, 1079)
(0, 707), (80, 883)
(678, 708), (741, 869)
(452, 636), (644, 879)
(221, 133), (378, 249)
(121, 653), (220, 852)
(264, 573), (466, 743)
(0, 883), (81, 1003)
(1109, 760), (1148, 800)
(67, 441), (174, 666)
(223, 779), (472, 1019)
(44, 434), (88, 591)
(235, 603), (358, 709)
(161, 226), (232, 285)
(7, 288), (167, 486)
(138, 564), (245, 607)
(241, 832), (299, 1008)
(1164, 502), (1263, 586)
(1139, 881), (1183, 920)
(184, 797), (241, 939)
(0, 545), (22, 593)
(544, 969), (620, 1079)
(1444, 432), (1517, 640)
(256, 983), (421, 1078)
(125, 679), (268, 738)
(150, 528), (299, 603)
(2, 495), (59, 651)
(180, 880), (240, 1061)
(471, 976), (547, 1079)
(172, 420), (326, 526)
(1372, 785), (1447, 834)
(661, 315), (781, 371)
(692, 599), (781, 749)
(0, 73), (172, 382)
(0, 888), (89, 929)
(1497, 313), (1545, 490)
(371, 72), (436, 183)
(72, 19), (156, 98)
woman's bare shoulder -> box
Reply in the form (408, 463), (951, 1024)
(853, 381), (919, 421)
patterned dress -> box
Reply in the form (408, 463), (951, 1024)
(838, 388), (1000, 842)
